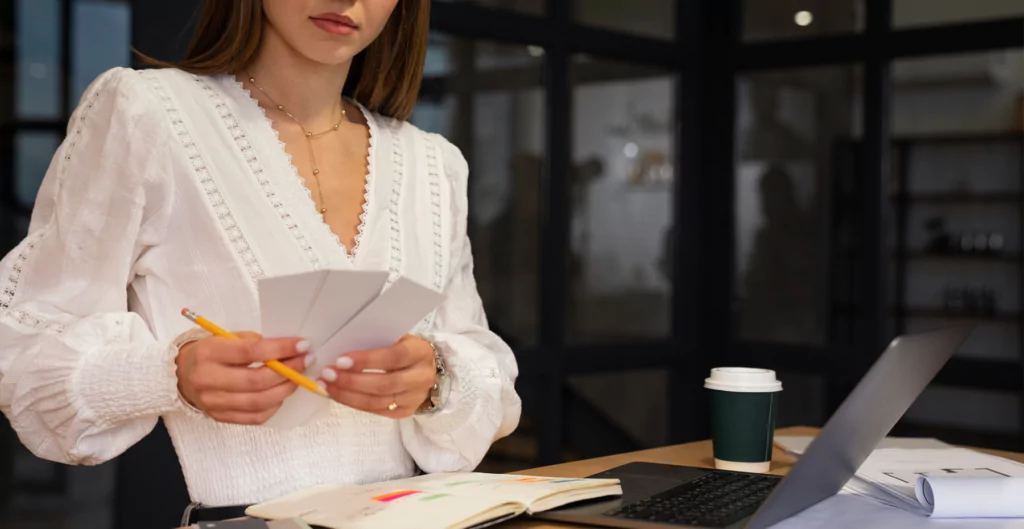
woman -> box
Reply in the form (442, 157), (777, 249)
(0, 0), (521, 523)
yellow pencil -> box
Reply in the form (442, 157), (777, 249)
(181, 308), (329, 398)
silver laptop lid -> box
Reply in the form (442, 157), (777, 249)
(746, 325), (974, 529)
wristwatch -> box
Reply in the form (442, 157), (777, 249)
(418, 339), (449, 414)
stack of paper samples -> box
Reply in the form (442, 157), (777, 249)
(256, 270), (445, 429)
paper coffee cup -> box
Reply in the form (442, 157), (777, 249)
(705, 367), (782, 473)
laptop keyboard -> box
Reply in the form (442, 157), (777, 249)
(604, 471), (782, 527)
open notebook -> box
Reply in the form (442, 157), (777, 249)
(245, 472), (622, 529)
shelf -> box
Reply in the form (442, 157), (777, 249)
(892, 131), (1024, 144)
(890, 191), (1021, 204)
(901, 251), (1021, 263)
(900, 307), (1020, 323)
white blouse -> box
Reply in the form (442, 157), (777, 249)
(0, 67), (521, 506)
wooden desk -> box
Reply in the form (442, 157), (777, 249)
(500, 426), (1024, 529)
(175, 426), (1024, 528)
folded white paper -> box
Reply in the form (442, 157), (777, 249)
(855, 448), (1024, 518)
(916, 476), (1024, 518)
(779, 437), (1024, 519)
(771, 491), (1024, 529)
(257, 270), (444, 429)
(311, 276), (445, 371)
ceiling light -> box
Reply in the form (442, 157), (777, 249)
(794, 11), (814, 26)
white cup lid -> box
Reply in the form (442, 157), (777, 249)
(704, 367), (782, 393)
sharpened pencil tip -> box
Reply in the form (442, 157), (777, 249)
(315, 382), (330, 398)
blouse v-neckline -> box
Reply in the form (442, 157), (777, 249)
(224, 74), (378, 267)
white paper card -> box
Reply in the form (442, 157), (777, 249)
(312, 276), (446, 371)
(259, 270), (328, 339)
(299, 270), (388, 349)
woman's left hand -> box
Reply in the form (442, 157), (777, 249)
(319, 335), (436, 418)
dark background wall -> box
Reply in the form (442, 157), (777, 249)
(131, 0), (200, 64)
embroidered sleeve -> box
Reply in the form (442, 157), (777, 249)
(398, 134), (522, 472)
(0, 67), (181, 465)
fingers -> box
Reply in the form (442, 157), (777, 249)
(323, 387), (423, 418)
(178, 332), (314, 426)
(278, 353), (310, 374)
(199, 335), (311, 366)
(195, 380), (298, 415)
(322, 366), (435, 397)
(192, 353), (308, 392)
(315, 337), (435, 418)
(335, 336), (430, 372)
(251, 337), (312, 363)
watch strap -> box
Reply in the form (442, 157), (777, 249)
(417, 338), (446, 414)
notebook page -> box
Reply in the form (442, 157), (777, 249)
(245, 478), (522, 529)
(383, 473), (623, 508)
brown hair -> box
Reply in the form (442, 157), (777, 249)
(143, 0), (430, 121)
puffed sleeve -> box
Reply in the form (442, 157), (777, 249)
(399, 135), (522, 472)
(0, 67), (182, 465)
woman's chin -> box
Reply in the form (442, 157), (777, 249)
(300, 46), (363, 68)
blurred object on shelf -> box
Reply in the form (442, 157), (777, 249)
(989, 233), (1005, 252)
(923, 216), (1006, 256)
(943, 282), (997, 317)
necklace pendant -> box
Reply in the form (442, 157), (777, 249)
(321, 207), (327, 214)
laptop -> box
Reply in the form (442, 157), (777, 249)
(532, 324), (974, 529)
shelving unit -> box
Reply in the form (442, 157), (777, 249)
(899, 307), (1021, 323)
(901, 251), (1021, 263)
(890, 131), (1024, 450)
(892, 190), (1022, 203)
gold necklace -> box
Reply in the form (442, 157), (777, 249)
(245, 73), (346, 214)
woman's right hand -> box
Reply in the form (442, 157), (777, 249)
(174, 332), (312, 425)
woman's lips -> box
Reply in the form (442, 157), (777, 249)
(311, 15), (357, 36)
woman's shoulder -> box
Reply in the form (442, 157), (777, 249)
(76, 66), (222, 119)
(73, 67), (183, 128)
(374, 114), (468, 181)
(74, 67), (151, 114)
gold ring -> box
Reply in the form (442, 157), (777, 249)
(387, 400), (398, 411)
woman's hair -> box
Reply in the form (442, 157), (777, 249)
(144, 0), (430, 121)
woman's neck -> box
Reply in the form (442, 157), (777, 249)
(244, 25), (351, 128)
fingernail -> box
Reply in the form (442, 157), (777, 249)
(304, 354), (315, 368)
(321, 367), (337, 382)
(317, 380), (327, 393)
(335, 356), (354, 370)
(296, 340), (311, 354)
